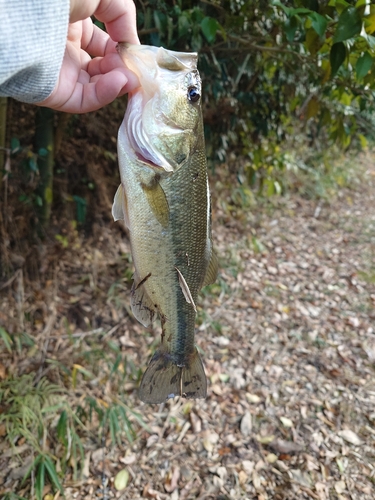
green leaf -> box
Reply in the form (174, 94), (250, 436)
(94, 20), (105, 31)
(44, 456), (63, 493)
(306, 95), (320, 119)
(266, 179), (275, 196)
(273, 2), (312, 16)
(356, 51), (373, 78)
(330, 42), (346, 77)
(284, 16), (298, 42)
(38, 147), (48, 157)
(73, 195), (87, 224)
(28, 157), (38, 172)
(153, 10), (167, 34)
(329, 0), (350, 14)
(251, 236), (266, 254)
(309, 12), (328, 37)
(367, 34), (375, 49)
(191, 33), (202, 51)
(10, 137), (20, 152)
(305, 28), (322, 55)
(333, 7), (362, 43)
(364, 5), (375, 34)
(0, 327), (12, 352)
(201, 17), (219, 44)
(358, 133), (367, 148)
(35, 460), (45, 500)
(272, 1), (291, 15)
(289, 7), (313, 16)
(57, 410), (68, 443)
(178, 14), (190, 38)
(35, 195), (43, 207)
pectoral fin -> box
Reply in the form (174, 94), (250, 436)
(131, 272), (156, 327)
(175, 267), (197, 312)
(202, 248), (218, 288)
(141, 179), (169, 228)
(112, 184), (130, 228)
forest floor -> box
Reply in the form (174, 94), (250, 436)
(0, 148), (375, 500)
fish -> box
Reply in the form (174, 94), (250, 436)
(112, 44), (218, 404)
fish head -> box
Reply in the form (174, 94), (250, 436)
(117, 44), (203, 173)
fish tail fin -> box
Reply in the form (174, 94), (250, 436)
(138, 347), (207, 404)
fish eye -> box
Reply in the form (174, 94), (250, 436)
(188, 86), (200, 103)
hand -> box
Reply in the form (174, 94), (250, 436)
(40, 0), (140, 113)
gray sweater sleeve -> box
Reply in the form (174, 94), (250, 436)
(0, 0), (70, 103)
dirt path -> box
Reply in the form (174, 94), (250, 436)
(1, 157), (375, 499)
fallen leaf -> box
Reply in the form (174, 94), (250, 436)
(266, 453), (278, 464)
(114, 469), (129, 491)
(120, 454), (136, 465)
(240, 411), (252, 436)
(291, 469), (311, 487)
(238, 470), (248, 485)
(280, 416), (293, 428)
(190, 412), (202, 433)
(246, 393), (261, 403)
(338, 429), (362, 446)
(203, 431), (219, 452)
(242, 460), (254, 474)
(146, 434), (159, 448)
(165, 466), (180, 493)
(334, 480), (346, 494)
(218, 447), (231, 456)
(270, 438), (304, 454)
(252, 470), (261, 489)
(256, 434), (275, 444)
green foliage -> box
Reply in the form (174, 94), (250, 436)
(0, 329), (35, 353)
(23, 454), (64, 500)
(2, 494), (28, 500)
(0, 329), (149, 497)
(136, 0), (375, 194)
(0, 375), (63, 451)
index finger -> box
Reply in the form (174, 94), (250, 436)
(94, 0), (140, 45)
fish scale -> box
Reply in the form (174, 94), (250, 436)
(112, 44), (217, 404)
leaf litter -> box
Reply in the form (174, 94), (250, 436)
(0, 154), (375, 499)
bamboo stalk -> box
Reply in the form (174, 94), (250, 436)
(35, 107), (55, 231)
(0, 97), (7, 190)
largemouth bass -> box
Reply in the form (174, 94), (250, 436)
(113, 44), (217, 404)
